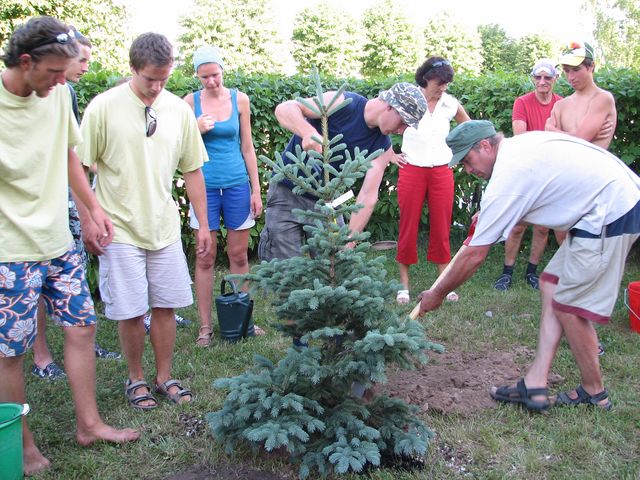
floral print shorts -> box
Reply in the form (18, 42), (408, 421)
(0, 249), (96, 357)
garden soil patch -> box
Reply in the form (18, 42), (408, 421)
(374, 344), (564, 415)
(168, 463), (294, 480)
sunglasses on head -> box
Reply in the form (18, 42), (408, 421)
(27, 30), (76, 53)
(427, 60), (451, 70)
(145, 106), (157, 137)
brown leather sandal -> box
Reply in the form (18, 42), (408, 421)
(196, 325), (213, 347)
(155, 379), (193, 404)
(125, 379), (158, 410)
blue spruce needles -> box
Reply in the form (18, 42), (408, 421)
(208, 70), (443, 478)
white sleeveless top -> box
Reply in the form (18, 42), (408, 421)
(401, 91), (460, 167)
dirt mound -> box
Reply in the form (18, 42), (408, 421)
(375, 344), (563, 415)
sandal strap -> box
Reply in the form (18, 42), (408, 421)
(126, 379), (149, 395)
(588, 388), (609, 404)
(157, 379), (191, 395)
(575, 384), (594, 402)
(130, 393), (156, 405)
(156, 378), (193, 402)
(158, 379), (181, 390)
(516, 378), (548, 397)
(557, 385), (610, 409)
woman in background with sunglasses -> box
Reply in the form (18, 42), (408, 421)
(184, 46), (263, 347)
(395, 57), (470, 305)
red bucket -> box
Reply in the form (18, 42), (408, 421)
(625, 281), (640, 334)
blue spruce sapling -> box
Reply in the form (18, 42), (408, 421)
(208, 71), (443, 478)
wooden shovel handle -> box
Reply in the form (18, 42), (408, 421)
(409, 302), (421, 320)
(408, 216), (478, 321)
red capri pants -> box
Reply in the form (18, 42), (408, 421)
(396, 164), (454, 265)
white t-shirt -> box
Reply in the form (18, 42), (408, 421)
(401, 91), (460, 167)
(470, 131), (640, 247)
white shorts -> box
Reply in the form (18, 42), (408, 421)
(542, 232), (639, 324)
(99, 241), (193, 320)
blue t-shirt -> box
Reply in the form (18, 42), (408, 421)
(279, 92), (391, 193)
(195, 89), (248, 189)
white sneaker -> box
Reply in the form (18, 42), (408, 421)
(446, 291), (460, 302)
(396, 289), (410, 304)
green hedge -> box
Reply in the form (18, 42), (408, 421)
(75, 68), (640, 286)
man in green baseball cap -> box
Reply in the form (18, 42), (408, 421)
(418, 120), (640, 413)
(446, 119), (496, 169)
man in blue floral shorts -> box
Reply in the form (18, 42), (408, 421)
(30, 29), (120, 382)
(0, 16), (139, 475)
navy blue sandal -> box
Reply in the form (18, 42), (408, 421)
(555, 385), (612, 411)
(491, 378), (550, 412)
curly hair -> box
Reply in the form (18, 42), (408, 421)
(129, 33), (173, 71)
(415, 56), (454, 87)
(1, 16), (78, 68)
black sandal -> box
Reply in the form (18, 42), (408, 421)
(554, 385), (612, 411)
(493, 273), (513, 291)
(491, 378), (550, 412)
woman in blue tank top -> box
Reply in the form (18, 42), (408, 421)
(184, 46), (263, 346)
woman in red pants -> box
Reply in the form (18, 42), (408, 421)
(396, 57), (470, 304)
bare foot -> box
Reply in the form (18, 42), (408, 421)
(23, 445), (50, 476)
(76, 423), (140, 447)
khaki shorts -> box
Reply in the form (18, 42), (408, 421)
(99, 241), (193, 320)
(542, 232), (639, 324)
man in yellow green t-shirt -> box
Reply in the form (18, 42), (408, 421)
(79, 33), (210, 409)
(0, 16), (139, 476)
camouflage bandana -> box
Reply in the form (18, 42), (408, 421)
(378, 82), (427, 129)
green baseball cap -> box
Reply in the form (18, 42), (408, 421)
(446, 120), (496, 167)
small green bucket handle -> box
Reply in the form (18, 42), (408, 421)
(0, 403), (29, 428)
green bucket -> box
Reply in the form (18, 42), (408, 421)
(0, 403), (29, 480)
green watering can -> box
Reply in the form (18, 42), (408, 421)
(215, 279), (254, 342)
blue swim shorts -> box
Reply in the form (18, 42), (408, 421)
(0, 248), (96, 357)
(189, 183), (255, 231)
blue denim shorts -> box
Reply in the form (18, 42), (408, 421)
(0, 248), (96, 357)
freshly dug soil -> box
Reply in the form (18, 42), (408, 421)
(374, 343), (564, 415)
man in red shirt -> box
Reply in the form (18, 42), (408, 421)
(493, 59), (563, 291)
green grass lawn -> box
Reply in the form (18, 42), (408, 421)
(22, 241), (640, 479)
